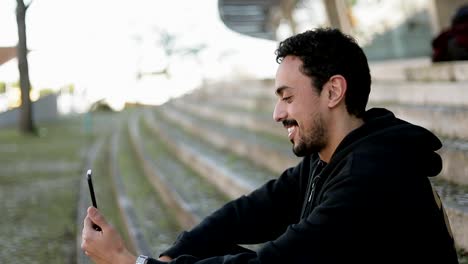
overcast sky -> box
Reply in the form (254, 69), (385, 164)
(0, 0), (278, 107)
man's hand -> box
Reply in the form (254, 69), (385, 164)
(81, 206), (136, 264)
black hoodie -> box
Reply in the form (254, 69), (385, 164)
(153, 108), (458, 264)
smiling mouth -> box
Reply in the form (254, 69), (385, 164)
(282, 120), (298, 141)
(286, 125), (298, 142)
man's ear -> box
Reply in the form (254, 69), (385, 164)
(326, 75), (347, 108)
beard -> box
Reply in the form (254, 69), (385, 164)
(292, 113), (327, 157)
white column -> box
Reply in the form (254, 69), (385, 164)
(322, 0), (352, 34)
(429, 0), (467, 35)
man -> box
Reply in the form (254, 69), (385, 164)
(82, 28), (459, 263)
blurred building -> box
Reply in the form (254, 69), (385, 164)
(0, 48), (82, 115)
(0, 47), (16, 66)
(218, 0), (467, 60)
(0, 47), (19, 112)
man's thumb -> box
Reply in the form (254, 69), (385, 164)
(87, 206), (107, 227)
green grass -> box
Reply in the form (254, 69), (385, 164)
(0, 112), (124, 263)
(0, 116), (89, 263)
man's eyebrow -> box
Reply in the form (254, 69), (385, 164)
(275, 86), (291, 96)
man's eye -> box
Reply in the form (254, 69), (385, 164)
(283, 96), (293, 102)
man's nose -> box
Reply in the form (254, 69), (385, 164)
(273, 101), (287, 122)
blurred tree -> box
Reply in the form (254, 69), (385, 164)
(136, 29), (206, 80)
(348, 0), (358, 6)
(0, 82), (6, 94)
(11, 80), (20, 88)
(39, 88), (54, 98)
(16, 0), (36, 134)
(60, 83), (75, 94)
(11, 79), (34, 90)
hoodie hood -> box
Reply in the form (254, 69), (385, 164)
(331, 108), (443, 177)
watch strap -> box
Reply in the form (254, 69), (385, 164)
(136, 255), (149, 264)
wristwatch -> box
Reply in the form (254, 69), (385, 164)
(136, 255), (149, 264)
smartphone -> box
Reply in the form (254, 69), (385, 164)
(86, 169), (102, 231)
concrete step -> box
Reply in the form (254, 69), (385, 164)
(369, 57), (431, 82)
(129, 112), (229, 221)
(369, 58), (468, 83)
(139, 108), (266, 251)
(405, 61), (468, 82)
(431, 178), (468, 251)
(170, 97), (468, 186)
(373, 103), (468, 140)
(118, 119), (182, 253)
(143, 109), (275, 198)
(191, 79), (274, 112)
(127, 114), (199, 229)
(201, 79), (274, 99)
(370, 81), (468, 107)
(109, 127), (153, 255)
(171, 99), (283, 138)
(193, 78), (468, 113)
(178, 97), (468, 141)
(439, 140), (468, 186)
(160, 103), (300, 174)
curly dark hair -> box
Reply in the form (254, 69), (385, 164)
(275, 28), (371, 117)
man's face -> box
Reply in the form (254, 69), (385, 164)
(273, 56), (328, 157)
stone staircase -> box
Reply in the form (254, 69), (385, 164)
(76, 60), (468, 262)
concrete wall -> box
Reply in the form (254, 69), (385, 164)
(0, 94), (58, 128)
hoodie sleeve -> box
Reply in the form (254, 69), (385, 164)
(158, 158), (307, 261)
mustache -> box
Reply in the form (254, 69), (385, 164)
(282, 119), (298, 127)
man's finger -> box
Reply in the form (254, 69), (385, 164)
(82, 217), (94, 244)
(87, 206), (107, 229)
(83, 215), (90, 227)
(83, 215), (95, 230)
